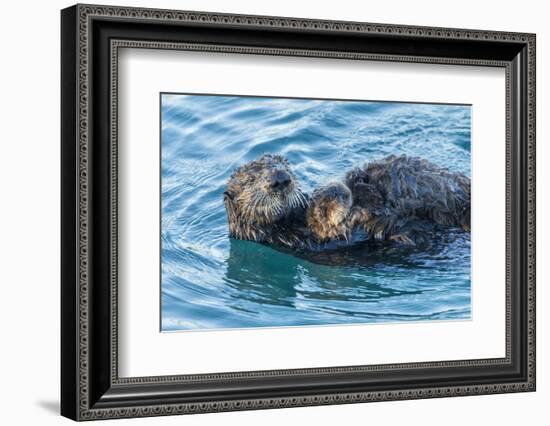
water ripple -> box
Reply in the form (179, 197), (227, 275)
(160, 94), (472, 331)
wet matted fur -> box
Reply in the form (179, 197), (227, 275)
(223, 154), (309, 246)
(344, 154), (470, 245)
(224, 154), (471, 250)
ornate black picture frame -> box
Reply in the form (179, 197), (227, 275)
(61, 3), (536, 421)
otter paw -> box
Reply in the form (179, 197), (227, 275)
(348, 206), (370, 226)
(389, 233), (416, 246)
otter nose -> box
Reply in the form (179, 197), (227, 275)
(270, 170), (291, 189)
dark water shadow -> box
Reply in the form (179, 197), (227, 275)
(278, 230), (469, 268)
(224, 239), (300, 306)
(291, 243), (421, 268)
(222, 236), (446, 309)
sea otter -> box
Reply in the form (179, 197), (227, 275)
(309, 155), (471, 245)
(223, 154), (470, 250)
(223, 154), (311, 248)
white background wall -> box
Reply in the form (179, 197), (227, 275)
(0, 0), (546, 424)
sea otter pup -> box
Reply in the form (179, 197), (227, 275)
(224, 154), (470, 250)
(308, 155), (471, 245)
(305, 182), (353, 242)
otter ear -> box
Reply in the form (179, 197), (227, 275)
(223, 190), (235, 202)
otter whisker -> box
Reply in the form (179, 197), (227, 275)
(258, 193), (270, 219)
(296, 189), (308, 208)
(288, 192), (296, 209)
(242, 196), (256, 222)
(290, 191), (301, 209)
(273, 199), (283, 215)
(245, 191), (267, 223)
(270, 199), (280, 215)
(254, 193), (264, 216)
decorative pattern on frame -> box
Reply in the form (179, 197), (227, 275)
(110, 39), (512, 385)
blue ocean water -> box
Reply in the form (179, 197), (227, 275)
(161, 94), (471, 331)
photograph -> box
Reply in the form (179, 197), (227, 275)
(160, 93), (472, 331)
(58, 2), (536, 421)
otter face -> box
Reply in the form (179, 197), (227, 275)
(224, 154), (307, 240)
(306, 182), (353, 242)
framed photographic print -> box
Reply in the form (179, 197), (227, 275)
(61, 4), (536, 421)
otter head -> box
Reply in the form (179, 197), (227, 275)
(306, 182), (353, 242)
(224, 154), (307, 241)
